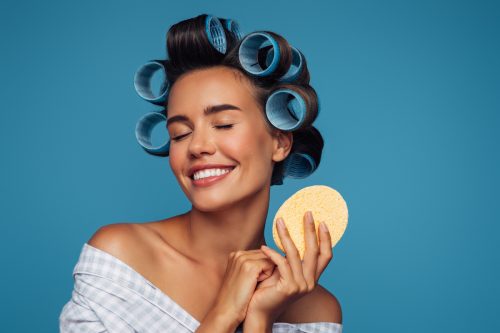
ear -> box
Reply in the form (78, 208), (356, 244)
(272, 129), (293, 163)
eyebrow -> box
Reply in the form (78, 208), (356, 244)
(166, 104), (242, 127)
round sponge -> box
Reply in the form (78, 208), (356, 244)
(272, 185), (348, 260)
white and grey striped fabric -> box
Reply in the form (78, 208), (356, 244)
(59, 243), (343, 333)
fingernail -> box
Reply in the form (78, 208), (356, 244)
(307, 211), (314, 224)
(277, 218), (286, 231)
(320, 221), (329, 233)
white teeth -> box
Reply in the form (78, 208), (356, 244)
(193, 168), (233, 180)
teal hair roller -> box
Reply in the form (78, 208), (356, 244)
(279, 46), (304, 83)
(135, 111), (170, 156)
(205, 15), (227, 54)
(224, 18), (242, 41)
(134, 60), (169, 106)
(238, 32), (280, 76)
(283, 152), (316, 178)
(265, 88), (307, 131)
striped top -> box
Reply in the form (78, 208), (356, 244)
(59, 243), (343, 333)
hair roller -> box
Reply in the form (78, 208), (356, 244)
(135, 13), (324, 187)
(135, 110), (170, 157)
(283, 152), (316, 178)
(283, 126), (324, 178)
(265, 84), (318, 131)
(221, 18), (242, 41)
(166, 14), (227, 71)
(204, 15), (227, 54)
(279, 46), (306, 83)
(134, 60), (169, 105)
(238, 31), (292, 79)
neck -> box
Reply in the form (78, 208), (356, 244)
(185, 185), (270, 274)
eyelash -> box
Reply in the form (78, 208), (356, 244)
(171, 124), (234, 142)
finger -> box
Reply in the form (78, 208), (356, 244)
(315, 222), (334, 279)
(260, 245), (294, 282)
(228, 249), (268, 271)
(302, 211), (319, 289)
(231, 249), (268, 258)
(248, 258), (276, 281)
(236, 257), (277, 295)
(232, 249), (271, 264)
(276, 218), (307, 286)
(257, 264), (276, 282)
(238, 255), (275, 279)
(256, 266), (280, 289)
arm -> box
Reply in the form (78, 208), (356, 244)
(242, 314), (273, 333)
(243, 285), (342, 333)
(59, 292), (110, 333)
(194, 306), (241, 333)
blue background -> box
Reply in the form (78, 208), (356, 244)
(1, 0), (499, 332)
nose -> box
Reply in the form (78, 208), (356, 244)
(187, 127), (216, 158)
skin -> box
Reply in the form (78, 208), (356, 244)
(88, 65), (341, 331)
(165, 65), (291, 275)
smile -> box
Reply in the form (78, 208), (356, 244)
(190, 166), (236, 187)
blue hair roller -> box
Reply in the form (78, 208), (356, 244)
(205, 15), (227, 54)
(135, 111), (170, 156)
(279, 46), (304, 83)
(283, 152), (316, 178)
(265, 88), (307, 131)
(238, 32), (280, 76)
(224, 19), (242, 40)
(134, 60), (169, 105)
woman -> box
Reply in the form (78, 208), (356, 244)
(59, 14), (342, 333)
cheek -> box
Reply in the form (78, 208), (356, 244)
(168, 150), (183, 175)
(225, 127), (258, 153)
(224, 126), (273, 162)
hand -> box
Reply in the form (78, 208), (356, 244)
(245, 211), (333, 323)
(211, 249), (276, 326)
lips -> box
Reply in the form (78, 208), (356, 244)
(188, 164), (236, 179)
(190, 166), (236, 187)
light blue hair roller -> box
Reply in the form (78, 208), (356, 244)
(134, 60), (169, 105)
(238, 32), (280, 76)
(265, 88), (307, 131)
(224, 19), (242, 40)
(279, 46), (304, 83)
(135, 111), (170, 156)
(205, 15), (227, 54)
(283, 152), (316, 178)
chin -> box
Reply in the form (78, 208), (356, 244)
(191, 198), (235, 212)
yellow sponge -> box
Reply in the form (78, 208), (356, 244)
(272, 185), (348, 260)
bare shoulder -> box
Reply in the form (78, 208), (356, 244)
(277, 283), (342, 324)
(87, 222), (150, 265)
(86, 217), (184, 269)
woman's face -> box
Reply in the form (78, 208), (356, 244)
(166, 66), (291, 211)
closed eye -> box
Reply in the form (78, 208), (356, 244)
(172, 133), (189, 141)
(171, 124), (234, 142)
(215, 124), (234, 129)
